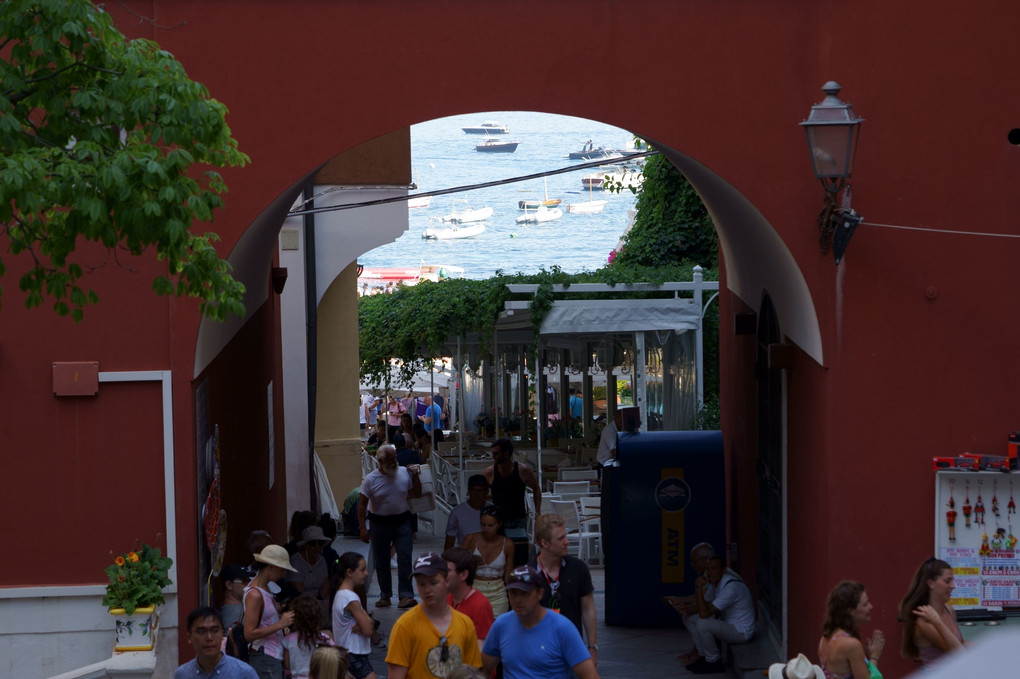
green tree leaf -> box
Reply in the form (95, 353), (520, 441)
(0, 0), (249, 321)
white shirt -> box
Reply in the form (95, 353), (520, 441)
(597, 419), (618, 464)
(712, 573), (756, 636)
(359, 468), (412, 516)
(361, 394), (378, 425)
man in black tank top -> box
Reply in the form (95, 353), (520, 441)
(484, 438), (543, 565)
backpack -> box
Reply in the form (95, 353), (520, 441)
(225, 620), (249, 662)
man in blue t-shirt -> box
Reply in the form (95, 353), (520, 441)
(482, 565), (599, 679)
(419, 395), (443, 437)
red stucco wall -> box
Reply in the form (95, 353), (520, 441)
(4, 1), (1020, 675)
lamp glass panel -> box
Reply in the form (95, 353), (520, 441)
(806, 125), (855, 179)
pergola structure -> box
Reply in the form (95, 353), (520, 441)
(440, 267), (719, 494)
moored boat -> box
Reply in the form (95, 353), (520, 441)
(462, 120), (510, 134)
(422, 224), (487, 240)
(568, 140), (623, 161)
(516, 205), (563, 224)
(439, 200), (494, 223)
(581, 167), (643, 190)
(518, 177), (561, 210)
(475, 138), (519, 153)
(358, 264), (465, 288)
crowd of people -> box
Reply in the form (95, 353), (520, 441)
(177, 430), (967, 679)
(669, 552), (965, 679)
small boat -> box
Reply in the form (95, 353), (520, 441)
(518, 197), (562, 210)
(358, 264), (465, 289)
(462, 120), (510, 134)
(408, 170), (430, 208)
(475, 137), (519, 153)
(422, 224), (486, 240)
(518, 177), (561, 210)
(581, 167), (643, 190)
(439, 200), (494, 223)
(568, 181), (608, 214)
(516, 205), (563, 224)
(568, 140), (623, 161)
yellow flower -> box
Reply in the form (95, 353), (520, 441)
(128, 552), (139, 563)
(115, 556), (125, 566)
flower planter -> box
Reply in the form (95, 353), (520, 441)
(110, 606), (156, 651)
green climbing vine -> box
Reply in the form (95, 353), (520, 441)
(359, 144), (722, 416)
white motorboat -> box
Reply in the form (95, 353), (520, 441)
(422, 224), (486, 240)
(440, 200), (494, 223)
(516, 205), (563, 224)
(475, 137), (519, 153)
(462, 120), (510, 134)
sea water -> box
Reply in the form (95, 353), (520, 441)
(358, 111), (640, 279)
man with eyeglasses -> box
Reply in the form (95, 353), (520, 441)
(530, 514), (598, 663)
(175, 606), (258, 678)
(482, 565), (599, 679)
(385, 552), (482, 679)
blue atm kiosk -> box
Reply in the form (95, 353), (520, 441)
(603, 430), (725, 626)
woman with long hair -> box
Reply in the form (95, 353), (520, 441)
(461, 505), (514, 616)
(898, 558), (964, 665)
(400, 412), (417, 450)
(283, 595), (334, 679)
(818, 581), (884, 678)
(244, 545), (298, 679)
(331, 552), (377, 679)
(309, 646), (350, 679)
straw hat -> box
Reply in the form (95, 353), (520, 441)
(254, 545), (297, 572)
(768, 654), (825, 679)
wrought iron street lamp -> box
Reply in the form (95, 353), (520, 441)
(800, 81), (865, 263)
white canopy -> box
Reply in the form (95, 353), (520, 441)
(537, 298), (700, 335)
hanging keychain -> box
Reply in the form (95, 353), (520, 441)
(1008, 523), (1017, 550)
(975, 480), (986, 526)
(963, 480), (973, 528)
(980, 530), (991, 556)
(992, 479), (1000, 517)
(1009, 480), (1016, 516)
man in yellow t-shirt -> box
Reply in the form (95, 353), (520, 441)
(385, 552), (482, 678)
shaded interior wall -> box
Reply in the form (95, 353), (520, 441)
(720, 290), (760, 584)
(194, 282), (287, 576)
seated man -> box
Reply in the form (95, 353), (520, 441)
(687, 556), (756, 675)
(665, 542), (742, 664)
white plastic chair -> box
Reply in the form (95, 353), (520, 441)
(550, 499), (601, 562)
(560, 468), (598, 482)
(553, 480), (591, 504)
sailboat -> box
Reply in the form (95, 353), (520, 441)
(408, 170), (430, 208)
(518, 177), (562, 210)
(567, 181), (608, 214)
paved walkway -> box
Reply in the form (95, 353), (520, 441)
(331, 530), (737, 678)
